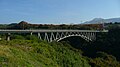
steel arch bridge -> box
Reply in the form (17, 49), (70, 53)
(0, 30), (108, 42)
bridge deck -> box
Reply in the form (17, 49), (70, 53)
(0, 30), (108, 33)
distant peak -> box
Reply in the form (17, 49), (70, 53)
(92, 18), (104, 21)
(84, 17), (120, 24)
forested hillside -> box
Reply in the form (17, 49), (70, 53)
(0, 39), (91, 67)
(0, 21), (104, 30)
(0, 22), (120, 67)
(59, 23), (120, 67)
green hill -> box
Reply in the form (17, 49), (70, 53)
(0, 39), (90, 67)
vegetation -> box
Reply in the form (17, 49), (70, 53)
(0, 21), (105, 30)
(0, 38), (91, 67)
(0, 22), (120, 67)
(60, 23), (120, 67)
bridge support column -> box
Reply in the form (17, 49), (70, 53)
(30, 32), (33, 35)
(7, 33), (10, 41)
(38, 33), (41, 40)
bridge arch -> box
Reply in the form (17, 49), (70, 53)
(56, 34), (92, 42)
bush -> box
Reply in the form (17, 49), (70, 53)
(11, 35), (25, 40)
(89, 52), (120, 67)
(25, 35), (39, 41)
(0, 39), (91, 67)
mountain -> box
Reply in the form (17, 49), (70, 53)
(106, 18), (120, 22)
(84, 17), (120, 24)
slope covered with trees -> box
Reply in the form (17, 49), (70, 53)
(0, 38), (90, 67)
(0, 22), (120, 67)
(60, 23), (120, 67)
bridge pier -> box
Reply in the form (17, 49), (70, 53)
(7, 33), (11, 41)
(30, 32), (33, 35)
(38, 33), (41, 40)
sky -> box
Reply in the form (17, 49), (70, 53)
(0, 0), (120, 24)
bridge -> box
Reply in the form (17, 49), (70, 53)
(0, 30), (108, 42)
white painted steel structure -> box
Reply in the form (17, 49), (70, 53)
(0, 30), (108, 42)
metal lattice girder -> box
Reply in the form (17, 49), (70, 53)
(56, 32), (61, 39)
(50, 32), (55, 42)
(38, 33), (42, 40)
(0, 30), (108, 42)
(37, 32), (96, 42)
(44, 33), (49, 42)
